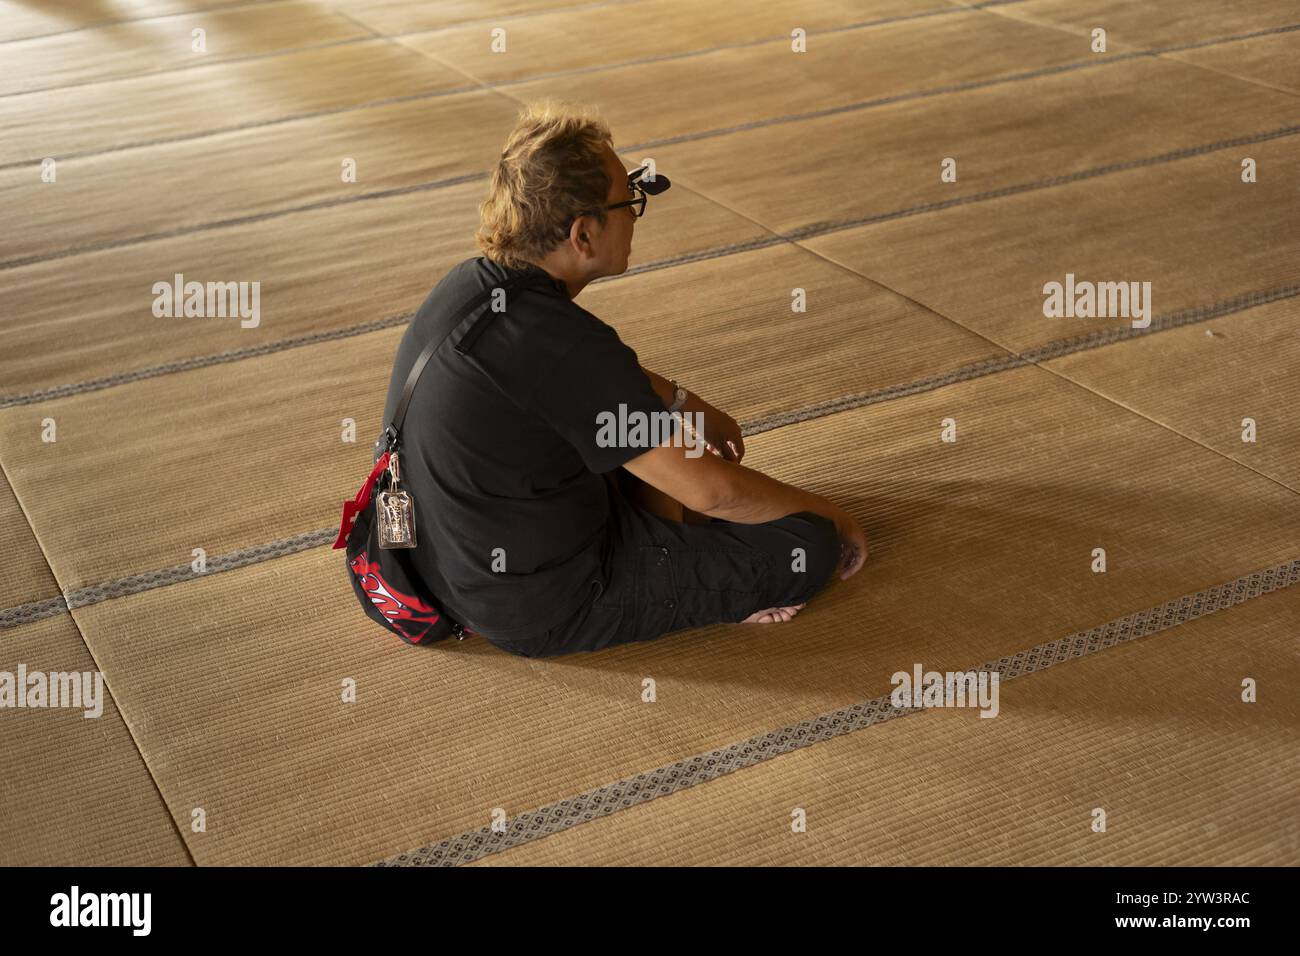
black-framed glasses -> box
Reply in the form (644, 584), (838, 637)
(606, 170), (649, 218)
(606, 184), (648, 218)
(571, 165), (669, 232)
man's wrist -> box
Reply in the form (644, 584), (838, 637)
(667, 379), (689, 413)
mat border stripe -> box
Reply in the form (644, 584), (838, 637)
(3, 12), (1284, 174)
(372, 557), (1300, 866)
(2, 282), (1296, 630)
(3, 22), (1295, 264)
(3, 123), (1297, 410)
(0, 0), (1033, 169)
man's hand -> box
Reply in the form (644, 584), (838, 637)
(640, 366), (744, 461)
(827, 504), (868, 580)
(701, 407), (745, 463)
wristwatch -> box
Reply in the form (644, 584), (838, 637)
(667, 379), (688, 412)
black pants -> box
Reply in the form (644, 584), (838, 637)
(485, 472), (841, 657)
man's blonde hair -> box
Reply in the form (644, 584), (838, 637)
(476, 100), (614, 269)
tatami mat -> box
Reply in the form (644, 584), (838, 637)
(802, 136), (1299, 353)
(0, 39), (466, 166)
(0, 242), (999, 590)
(496, 9), (1090, 149)
(644, 56), (1299, 237)
(396, 0), (942, 85)
(2, 1), (1041, 266)
(1170, 27), (1300, 96)
(0, 0), (255, 43)
(66, 366), (1300, 865)
(0, 468), (60, 611)
(555, 244), (1005, 426)
(991, 0), (1300, 50)
(471, 583), (1300, 866)
(1045, 297), (1300, 491)
(17, 31), (1292, 271)
(2, 89), (522, 266)
(6, 0), (1295, 868)
(0, 613), (191, 866)
(0, 180), (765, 398)
(332, 0), (634, 37)
(1, 1), (368, 97)
(5, 0), (1119, 268)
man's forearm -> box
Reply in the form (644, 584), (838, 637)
(701, 459), (833, 525)
(640, 367), (826, 521)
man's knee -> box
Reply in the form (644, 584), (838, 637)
(776, 511), (841, 600)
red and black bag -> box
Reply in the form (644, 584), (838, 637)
(333, 274), (551, 646)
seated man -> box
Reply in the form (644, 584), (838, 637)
(379, 100), (867, 657)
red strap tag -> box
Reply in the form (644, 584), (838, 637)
(332, 452), (390, 550)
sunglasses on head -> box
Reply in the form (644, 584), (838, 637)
(600, 165), (674, 219)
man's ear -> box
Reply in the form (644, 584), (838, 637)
(568, 215), (589, 247)
(570, 215), (597, 255)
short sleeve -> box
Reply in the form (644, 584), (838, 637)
(525, 321), (679, 474)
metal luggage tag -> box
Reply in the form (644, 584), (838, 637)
(377, 451), (418, 549)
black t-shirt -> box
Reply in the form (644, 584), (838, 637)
(379, 256), (672, 640)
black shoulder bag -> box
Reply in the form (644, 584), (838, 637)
(332, 274), (550, 646)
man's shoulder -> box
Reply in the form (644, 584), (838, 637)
(416, 256), (493, 315)
(416, 257), (577, 319)
(411, 256), (630, 371)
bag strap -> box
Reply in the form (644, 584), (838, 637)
(383, 274), (548, 448)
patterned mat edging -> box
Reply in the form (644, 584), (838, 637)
(0, 0), (1030, 171)
(609, 23), (1300, 152)
(742, 282), (1300, 434)
(2, 36), (371, 101)
(372, 557), (1300, 866)
(5, 21), (1294, 266)
(2, 281), (1295, 630)
(0, 314), (415, 409)
(437, 0), (1032, 92)
(0, 173), (488, 271)
(4, 118), (1297, 410)
(779, 124), (1300, 243)
(6, 114), (1295, 278)
(0, 529), (334, 628)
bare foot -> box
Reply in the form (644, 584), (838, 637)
(741, 603), (806, 624)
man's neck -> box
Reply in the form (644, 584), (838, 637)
(525, 253), (591, 301)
